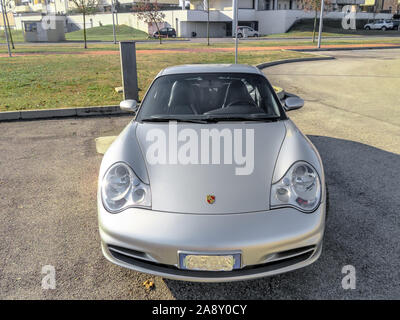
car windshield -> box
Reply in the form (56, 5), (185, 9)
(136, 73), (282, 121)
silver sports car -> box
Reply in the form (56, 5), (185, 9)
(98, 64), (326, 282)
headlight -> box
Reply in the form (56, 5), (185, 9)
(101, 162), (151, 213)
(271, 161), (321, 212)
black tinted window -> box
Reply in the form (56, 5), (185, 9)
(137, 73), (281, 119)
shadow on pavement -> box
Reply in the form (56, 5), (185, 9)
(163, 135), (400, 299)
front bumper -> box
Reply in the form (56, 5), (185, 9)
(98, 204), (325, 282)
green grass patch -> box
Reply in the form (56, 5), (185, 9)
(261, 31), (358, 38)
(65, 24), (149, 42)
(0, 29), (25, 44)
(0, 50), (311, 111)
(2, 36), (400, 55)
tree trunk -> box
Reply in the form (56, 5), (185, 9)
(83, 11), (87, 49)
(312, 8), (317, 43)
(154, 21), (162, 44)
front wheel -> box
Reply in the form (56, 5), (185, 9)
(365, 26), (370, 30)
(382, 26), (387, 31)
(237, 33), (243, 38)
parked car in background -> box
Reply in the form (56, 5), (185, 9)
(391, 20), (400, 30)
(153, 27), (176, 38)
(235, 26), (259, 38)
(364, 20), (394, 31)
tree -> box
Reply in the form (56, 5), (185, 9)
(70, 0), (100, 49)
(387, 0), (400, 16)
(133, 1), (165, 44)
(298, 0), (330, 43)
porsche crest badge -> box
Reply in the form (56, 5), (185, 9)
(206, 195), (215, 204)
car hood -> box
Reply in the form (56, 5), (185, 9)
(135, 121), (286, 214)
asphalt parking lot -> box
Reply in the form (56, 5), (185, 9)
(0, 49), (399, 299)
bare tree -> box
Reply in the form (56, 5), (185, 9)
(298, 0), (330, 43)
(133, 0), (165, 44)
(70, 0), (100, 49)
(387, 0), (400, 16)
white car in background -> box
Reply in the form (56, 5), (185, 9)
(364, 20), (394, 31)
(236, 26), (260, 38)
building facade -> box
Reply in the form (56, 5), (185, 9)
(7, 0), (395, 36)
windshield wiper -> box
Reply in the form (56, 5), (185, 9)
(140, 116), (209, 124)
(205, 114), (280, 122)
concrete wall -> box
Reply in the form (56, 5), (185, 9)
(181, 21), (228, 37)
(13, 10), (394, 36)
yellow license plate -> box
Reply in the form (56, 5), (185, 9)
(180, 254), (240, 271)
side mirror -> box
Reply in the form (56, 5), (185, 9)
(284, 96), (304, 111)
(120, 99), (138, 112)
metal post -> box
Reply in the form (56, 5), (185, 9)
(119, 41), (139, 101)
(1, 0), (11, 57)
(234, 0), (238, 64)
(112, 0), (116, 44)
(317, 0), (324, 49)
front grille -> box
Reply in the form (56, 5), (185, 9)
(107, 245), (315, 279)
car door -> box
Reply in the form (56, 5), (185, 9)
(160, 28), (167, 36)
(374, 20), (383, 29)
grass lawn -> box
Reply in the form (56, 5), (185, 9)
(261, 31), (358, 38)
(0, 25), (181, 44)
(2, 36), (400, 55)
(0, 29), (25, 44)
(65, 25), (149, 42)
(2, 33), (400, 112)
(0, 49), (311, 111)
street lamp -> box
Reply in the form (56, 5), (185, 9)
(112, 0), (116, 44)
(0, 0), (11, 57)
(317, 0), (325, 49)
(234, 0), (238, 63)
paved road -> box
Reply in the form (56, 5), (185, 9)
(0, 49), (399, 299)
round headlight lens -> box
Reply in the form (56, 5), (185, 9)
(105, 164), (132, 201)
(102, 163), (133, 211)
(271, 161), (321, 212)
(101, 162), (151, 212)
(291, 163), (320, 209)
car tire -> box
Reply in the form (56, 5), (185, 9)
(237, 33), (243, 38)
(382, 26), (387, 31)
(365, 26), (370, 30)
(254, 34), (259, 37)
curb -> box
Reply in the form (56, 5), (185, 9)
(0, 105), (130, 122)
(256, 55), (335, 69)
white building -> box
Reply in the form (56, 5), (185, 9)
(8, 0), (394, 37)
